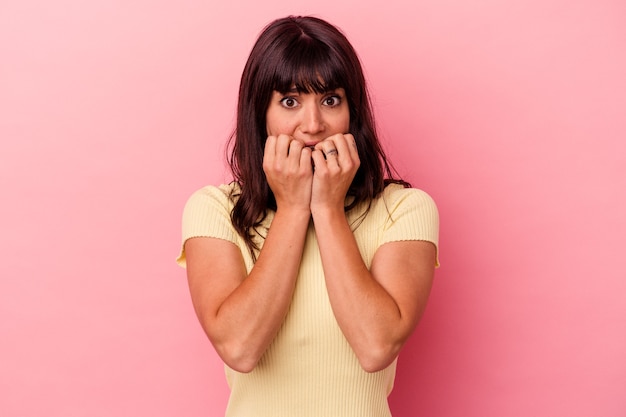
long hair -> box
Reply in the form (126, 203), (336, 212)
(227, 15), (407, 256)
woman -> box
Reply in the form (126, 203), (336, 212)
(177, 15), (439, 417)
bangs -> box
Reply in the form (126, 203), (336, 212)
(271, 38), (347, 94)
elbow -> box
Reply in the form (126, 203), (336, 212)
(202, 324), (264, 373)
(223, 357), (258, 374)
(214, 342), (262, 374)
(355, 342), (402, 373)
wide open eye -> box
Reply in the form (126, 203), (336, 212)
(322, 95), (342, 107)
(280, 96), (299, 109)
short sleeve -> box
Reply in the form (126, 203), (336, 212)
(176, 185), (238, 268)
(381, 187), (440, 266)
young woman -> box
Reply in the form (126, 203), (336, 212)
(177, 15), (439, 417)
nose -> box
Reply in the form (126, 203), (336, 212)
(300, 104), (324, 135)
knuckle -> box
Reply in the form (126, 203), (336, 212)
(273, 161), (284, 173)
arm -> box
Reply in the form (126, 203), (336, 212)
(311, 134), (436, 372)
(185, 135), (313, 373)
(311, 216), (435, 372)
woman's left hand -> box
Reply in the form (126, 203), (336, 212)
(310, 133), (360, 214)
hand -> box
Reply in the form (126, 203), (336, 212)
(310, 133), (360, 213)
(263, 134), (313, 213)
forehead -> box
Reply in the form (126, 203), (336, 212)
(270, 47), (346, 95)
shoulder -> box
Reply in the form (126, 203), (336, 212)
(378, 184), (440, 265)
(177, 183), (242, 267)
(347, 183), (440, 266)
(377, 184), (439, 242)
(187, 182), (240, 202)
(379, 183), (438, 214)
(180, 182), (241, 237)
(184, 183), (240, 212)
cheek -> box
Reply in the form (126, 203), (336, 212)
(326, 109), (350, 133)
(267, 120), (290, 136)
(266, 111), (294, 136)
(265, 116), (276, 136)
(340, 108), (351, 132)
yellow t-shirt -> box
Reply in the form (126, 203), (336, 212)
(177, 183), (439, 417)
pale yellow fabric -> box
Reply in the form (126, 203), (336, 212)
(177, 182), (439, 417)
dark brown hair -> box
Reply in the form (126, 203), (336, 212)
(227, 15), (408, 256)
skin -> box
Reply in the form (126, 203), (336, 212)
(185, 87), (436, 373)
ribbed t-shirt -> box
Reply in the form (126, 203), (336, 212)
(177, 182), (439, 417)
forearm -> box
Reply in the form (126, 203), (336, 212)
(312, 209), (410, 372)
(195, 208), (310, 372)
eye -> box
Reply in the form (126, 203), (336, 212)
(280, 96), (299, 109)
(323, 95), (342, 107)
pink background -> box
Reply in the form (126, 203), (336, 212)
(1, 0), (625, 416)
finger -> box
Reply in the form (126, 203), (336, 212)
(331, 133), (357, 162)
(275, 134), (292, 157)
(315, 139), (339, 161)
(299, 146), (313, 172)
(311, 148), (328, 171)
(288, 138), (304, 153)
(325, 148), (339, 158)
(323, 138), (343, 171)
(288, 139), (305, 167)
(331, 134), (348, 160)
(342, 133), (359, 161)
(264, 136), (277, 166)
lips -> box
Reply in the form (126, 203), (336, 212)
(291, 137), (320, 149)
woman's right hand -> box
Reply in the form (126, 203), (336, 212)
(263, 134), (313, 213)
